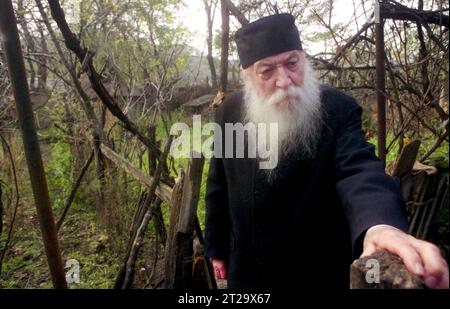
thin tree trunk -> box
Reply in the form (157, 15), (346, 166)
(0, 134), (20, 276)
(0, 0), (67, 288)
(204, 0), (218, 89)
(220, 0), (229, 92)
(375, 18), (387, 163)
(17, 0), (36, 90)
(152, 202), (167, 246)
(37, 20), (48, 90)
(121, 207), (153, 289)
(148, 125), (167, 246)
(114, 191), (148, 289)
(93, 134), (107, 229)
(121, 197), (164, 289)
(385, 55), (405, 154)
(56, 150), (94, 231)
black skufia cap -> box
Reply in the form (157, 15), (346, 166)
(234, 13), (303, 69)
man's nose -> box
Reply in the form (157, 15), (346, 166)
(274, 67), (292, 90)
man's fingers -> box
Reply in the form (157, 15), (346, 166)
(212, 259), (228, 280)
(410, 238), (445, 275)
(360, 242), (377, 258)
(387, 242), (425, 276)
(409, 238), (449, 289)
(214, 266), (223, 279)
(214, 268), (221, 279)
(367, 229), (425, 276)
(215, 269), (227, 279)
(219, 269), (227, 280)
(434, 258), (450, 289)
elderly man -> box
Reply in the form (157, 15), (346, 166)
(205, 13), (448, 289)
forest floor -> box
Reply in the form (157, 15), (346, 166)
(0, 200), (117, 288)
(0, 196), (171, 288)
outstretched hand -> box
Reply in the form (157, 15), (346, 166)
(362, 225), (449, 289)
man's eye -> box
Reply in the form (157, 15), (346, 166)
(286, 61), (298, 69)
(260, 68), (274, 78)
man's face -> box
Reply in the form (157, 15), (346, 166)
(247, 50), (305, 104)
(243, 49), (322, 167)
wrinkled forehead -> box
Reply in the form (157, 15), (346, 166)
(253, 50), (303, 69)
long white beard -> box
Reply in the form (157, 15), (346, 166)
(244, 58), (323, 168)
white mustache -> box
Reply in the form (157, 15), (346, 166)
(265, 86), (302, 107)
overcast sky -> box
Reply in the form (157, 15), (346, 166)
(177, 0), (373, 56)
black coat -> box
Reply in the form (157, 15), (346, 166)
(205, 85), (408, 288)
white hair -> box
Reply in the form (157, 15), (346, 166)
(243, 52), (323, 172)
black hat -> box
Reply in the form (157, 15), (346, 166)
(234, 13), (303, 69)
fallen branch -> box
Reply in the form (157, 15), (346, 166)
(99, 144), (173, 204)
